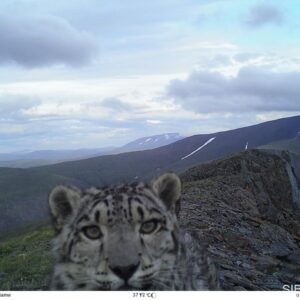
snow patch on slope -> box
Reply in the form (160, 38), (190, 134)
(181, 137), (216, 160)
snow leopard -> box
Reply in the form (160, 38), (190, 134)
(48, 173), (220, 290)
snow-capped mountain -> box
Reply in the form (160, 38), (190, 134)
(116, 133), (184, 153)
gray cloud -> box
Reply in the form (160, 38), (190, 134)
(0, 95), (41, 120)
(203, 54), (231, 68)
(246, 4), (283, 27)
(99, 98), (134, 112)
(234, 52), (260, 63)
(167, 67), (300, 113)
(0, 15), (98, 68)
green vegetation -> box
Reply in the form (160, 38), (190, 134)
(0, 226), (54, 290)
(0, 166), (80, 235)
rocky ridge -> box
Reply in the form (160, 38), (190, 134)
(179, 150), (300, 290)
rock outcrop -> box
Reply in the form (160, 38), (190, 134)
(179, 150), (300, 290)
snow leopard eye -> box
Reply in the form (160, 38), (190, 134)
(140, 220), (160, 234)
(82, 225), (102, 239)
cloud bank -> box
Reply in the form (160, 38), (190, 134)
(167, 67), (300, 114)
(0, 94), (41, 120)
(0, 15), (98, 68)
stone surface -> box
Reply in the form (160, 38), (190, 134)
(179, 150), (300, 291)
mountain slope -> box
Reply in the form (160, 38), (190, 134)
(168, 114), (300, 172)
(0, 150), (299, 290)
(0, 167), (82, 234)
(258, 137), (300, 155)
(0, 115), (299, 235)
(36, 115), (300, 184)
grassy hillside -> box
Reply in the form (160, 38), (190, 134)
(0, 167), (83, 236)
(0, 226), (53, 290)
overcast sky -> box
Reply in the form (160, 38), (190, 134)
(0, 0), (299, 152)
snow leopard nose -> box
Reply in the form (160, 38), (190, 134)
(110, 263), (140, 280)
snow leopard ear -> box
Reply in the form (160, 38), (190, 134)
(152, 173), (181, 216)
(49, 185), (82, 231)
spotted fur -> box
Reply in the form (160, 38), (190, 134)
(48, 173), (220, 290)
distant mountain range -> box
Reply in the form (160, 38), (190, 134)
(114, 132), (184, 153)
(0, 133), (184, 168)
(35, 115), (300, 185)
(0, 148), (113, 168)
(0, 115), (300, 237)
